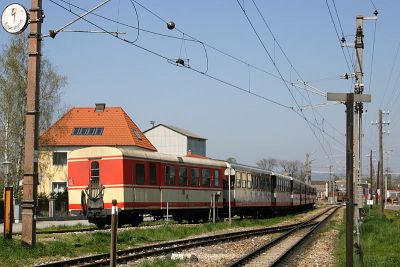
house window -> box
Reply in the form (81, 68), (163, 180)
(165, 165), (175, 185)
(53, 152), (67, 166)
(72, 127), (104, 135)
(214, 170), (220, 187)
(191, 168), (200, 186)
(52, 182), (67, 194)
(202, 169), (210, 186)
(135, 163), (145, 185)
(90, 161), (100, 184)
(150, 163), (157, 185)
(133, 129), (142, 140)
(179, 167), (188, 186)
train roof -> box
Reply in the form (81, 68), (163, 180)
(229, 163), (273, 175)
(68, 146), (227, 168)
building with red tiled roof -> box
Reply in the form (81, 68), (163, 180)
(38, 103), (155, 195)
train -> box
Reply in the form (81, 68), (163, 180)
(67, 146), (316, 228)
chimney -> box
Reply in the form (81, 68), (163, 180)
(95, 103), (106, 112)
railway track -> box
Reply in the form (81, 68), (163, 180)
(225, 206), (340, 267)
(34, 207), (335, 267)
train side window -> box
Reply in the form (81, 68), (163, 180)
(214, 170), (220, 187)
(165, 165), (175, 185)
(242, 173), (247, 188)
(247, 173), (252, 188)
(149, 163), (157, 185)
(135, 163), (145, 185)
(191, 168), (200, 186)
(202, 169), (211, 186)
(90, 161), (100, 184)
(236, 171), (241, 188)
(179, 167), (188, 186)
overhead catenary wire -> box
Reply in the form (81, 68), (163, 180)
(244, 0), (343, 164)
(236, 0), (336, 162)
(54, 0), (332, 98)
(331, 0), (355, 70)
(49, 0), (345, 150)
(380, 42), (400, 108)
(48, 0), (292, 110)
(325, 0), (354, 75)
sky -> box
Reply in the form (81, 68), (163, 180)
(1, 0), (399, 179)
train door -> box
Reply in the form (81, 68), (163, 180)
(271, 175), (276, 206)
(86, 160), (104, 212)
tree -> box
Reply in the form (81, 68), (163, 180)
(279, 160), (290, 174)
(0, 35), (66, 195)
(226, 157), (237, 164)
(256, 158), (277, 171)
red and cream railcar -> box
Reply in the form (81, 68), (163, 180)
(68, 147), (226, 227)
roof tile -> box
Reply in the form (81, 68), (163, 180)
(40, 106), (156, 151)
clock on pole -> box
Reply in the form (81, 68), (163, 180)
(1, 3), (28, 34)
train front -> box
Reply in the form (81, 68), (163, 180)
(68, 147), (124, 228)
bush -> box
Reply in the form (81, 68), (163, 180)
(37, 192), (49, 217)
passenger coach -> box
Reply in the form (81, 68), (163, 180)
(68, 147), (226, 227)
(222, 163), (314, 218)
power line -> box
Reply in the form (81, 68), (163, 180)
(48, 0), (292, 108)
(380, 42), (400, 108)
(235, 0), (337, 161)
(325, 0), (354, 75)
(331, 0), (355, 70)
(49, 0), (345, 149)
(245, 1), (346, 161)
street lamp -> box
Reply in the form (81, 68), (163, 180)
(1, 161), (12, 187)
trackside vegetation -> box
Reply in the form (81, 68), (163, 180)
(336, 206), (400, 266)
(0, 211), (312, 267)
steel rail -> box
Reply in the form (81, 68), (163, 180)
(270, 206), (340, 266)
(34, 208), (333, 267)
(225, 206), (339, 267)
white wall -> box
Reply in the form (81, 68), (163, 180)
(145, 126), (187, 156)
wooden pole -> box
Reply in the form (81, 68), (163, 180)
(22, 0), (42, 246)
(3, 187), (13, 239)
(346, 94), (354, 267)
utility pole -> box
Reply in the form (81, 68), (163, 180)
(379, 110), (383, 216)
(376, 160), (380, 199)
(353, 17), (364, 223)
(345, 94), (355, 267)
(21, 0), (42, 246)
(329, 165), (333, 204)
(327, 92), (371, 267)
(369, 149), (373, 201)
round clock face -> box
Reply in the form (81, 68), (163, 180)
(1, 4), (28, 34)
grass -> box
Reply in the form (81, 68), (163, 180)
(135, 258), (182, 267)
(0, 209), (316, 266)
(336, 206), (400, 267)
(37, 222), (96, 232)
